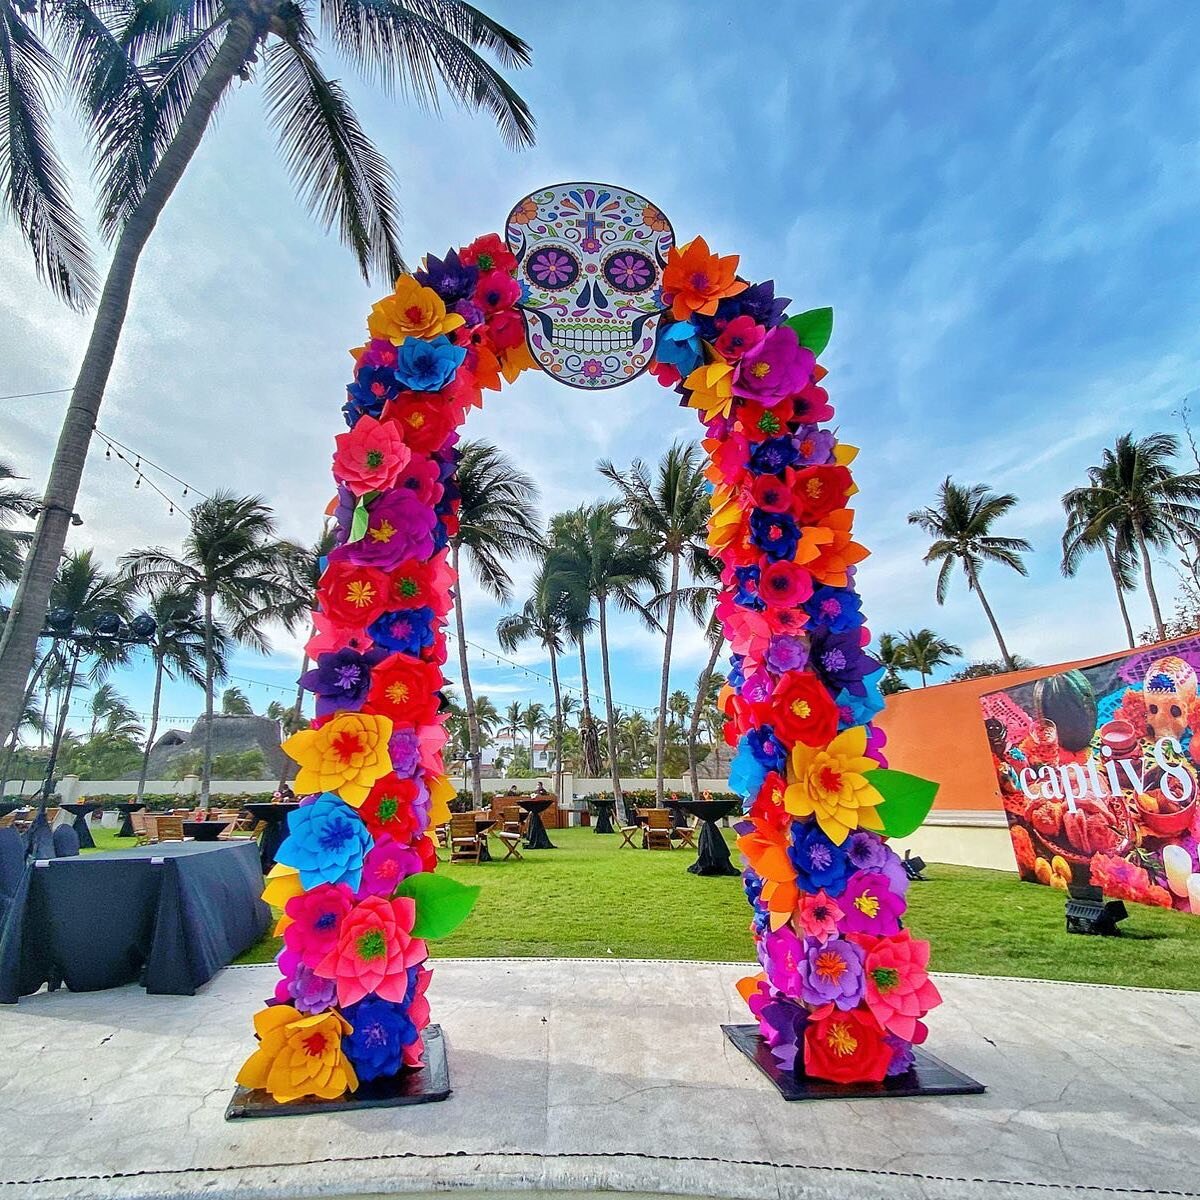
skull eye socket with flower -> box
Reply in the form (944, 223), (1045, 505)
(506, 182), (674, 390)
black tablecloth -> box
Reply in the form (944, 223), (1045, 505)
(591, 799), (616, 834)
(518, 798), (556, 849)
(244, 802), (298, 873)
(115, 802), (145, 838)
(61, 803), (100, 850)
(679, 801), (741, 877)
(0, 841), (269, 1002)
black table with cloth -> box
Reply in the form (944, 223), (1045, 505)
(182, 820), (226, 842)
(0, 841), (269, 1003)
(678, 800), (742, 877)
(244, 801), (298, 874)
(115, 801), (145, 837)
(60, 802), (101, 850)
(590, 798), (616, 834)
(518, 798), (556, 850)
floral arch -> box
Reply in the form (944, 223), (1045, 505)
(233, 182), (941, 1107)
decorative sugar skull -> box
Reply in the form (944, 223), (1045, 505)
(1143, 655), (1197, 742)
(506, 182), (674, 389)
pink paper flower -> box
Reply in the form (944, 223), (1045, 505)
(759, 559), (813, 608)
(732, 325), (815, 406)
(839, 870), (906, 935)
(796, 890), (844, 942)
(281, 882), (356, 968)
(332, 415), (411, 495)
(315, 894), (428, 1007)
(355, 832), (424, 898)
(853, 930), (942, 1042)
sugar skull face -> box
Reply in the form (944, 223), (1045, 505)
(1143, 655), (1197, 742)
(506, 183), (674, 389)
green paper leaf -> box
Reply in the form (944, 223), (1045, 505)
(784, 307), (834, 357)
(349, 499), (369, 543)
(870, 768), (939, 839)
(396, 872), (480, 939)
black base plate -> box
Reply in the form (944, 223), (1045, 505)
(225, 1023), (450, 1119)
(723, 1023), (985, 1101)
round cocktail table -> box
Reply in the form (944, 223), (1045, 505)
(518, 797), (556, 850)
(243, 802), (299, 873)
(678, 800), (741, 876)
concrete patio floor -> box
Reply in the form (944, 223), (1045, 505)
(1, 959), (1197, 1200)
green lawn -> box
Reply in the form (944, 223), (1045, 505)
(85, 822), (1200, 990)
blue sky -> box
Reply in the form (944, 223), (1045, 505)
(3, 0), (1200, 737)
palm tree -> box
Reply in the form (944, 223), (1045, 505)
(897, 628), (962, 687)
(0, 462), (37, 586)
(599, 442), (708, 806)
(87, 682), (124, 739)
(520, 701), (547, 771)
(0, 0), (535, 750)
(503, 700), (522, 767)
(450, 440), (541, 805)
(135, 588), (220, 802)
(221, 686), (254, 715)
(907, 478), (1031, 671)
(1061, 433), (1200, 641)
(266, 699), (306, 738)
(670, 548), (722, 800)
(122, 491), (295, 804)
(496, 567), (571, 798)
(545, 503), (662, 818)
(876, 632), (911, 695)
(1062, 475), (1139, 648)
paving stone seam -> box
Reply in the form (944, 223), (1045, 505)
(3, 1150), (1197, 1197)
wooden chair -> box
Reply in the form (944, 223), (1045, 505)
(448, 814), (484, 863)
(141, 814), (160, 844)
(0, 813), (15, 829)
(501, 805), (525, 835)
(154, 815), (185, 842)
(434, 823), (450, 849)
(617, 809), (642, 848)
(494, 825), (524, 860)
(673, 819), (696, 849)
(644, 808), (674, 850)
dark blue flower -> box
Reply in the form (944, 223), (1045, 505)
(727, 654), (746, 690)
(344, 365), (405, 427)
(341, 995), (419, 1082)
(733, 565), (763, 610)
(368, 607), (436, 656)
(788, 820), (851, 896)
(300, 647), (379, 716)
(747, 725), (785, 774)
(394, 334), (467, 392)
(749, 510), (800, 561)
(694, 280), (791, 340)
(742, 868), (770, 936)
(414, 248), (478, 303)
(804, 585), (864, 634)
(810, 625), (875, 698)
(748, 436), (800, 476)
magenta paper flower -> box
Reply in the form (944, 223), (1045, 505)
(335, 490), (437, 571)
(394, 454), (443, 506)
(401, 966), (433, 1067)
(281, 882), (356, 968)
(799, 935), (865, 1010)
(732, 325), (815, 406)
(273, 946), (338, 1014)
(761, 924), (805, 996)
(355, 832), (424, 898)
(796, 890), (844, 942)
(854, 930), (942, 1042)
(315, 894), (427, 1007)
(839, 870), (906, 935)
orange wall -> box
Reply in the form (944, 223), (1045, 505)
(874, 641), (1182, 812)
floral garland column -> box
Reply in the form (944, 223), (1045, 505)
(236, 235), (532, 1102)
(649, 238), (941, 1084)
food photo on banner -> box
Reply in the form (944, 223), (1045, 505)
(982, 637), (1200, 915)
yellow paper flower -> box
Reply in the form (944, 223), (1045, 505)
(367, 274), (465, 345)
(236, 1005), (358, 1103)
(283, 712), (394, 807)
(262, 863), (304, 935)
(684, 361), (735, 422)
(427, 773), (456, 829)
(783, 725), (884, 845)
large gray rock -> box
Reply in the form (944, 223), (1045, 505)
(130, 714), (285, 779)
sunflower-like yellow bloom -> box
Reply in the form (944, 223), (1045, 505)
(367, 275), (464, 344)
(283, 711), (394, 807)
(262, 863), (304, 935)
(684, 361), (735, 422)
(236, 1005), (358, 1103)
(783, 725), (884, 845)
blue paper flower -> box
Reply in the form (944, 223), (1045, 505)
(728, 736), (768, 800)
(747, 725), (786, 774)
(788, 820), (851, 897)
(733, 565), (764, 610)
(742, 868), (770, 936)
(344, 366), (404, 427)
(275, 793), (373, 892)
(367, 606), (436, 655)
(749, 510), (800, 562)
(804, 585), (864, 634)
(654, 320), (703, 374)
(836, 667), (885, 729)
(394, 335), (467, 392)
(341, 994), (419, 1082)
(748, 435), (800, 476)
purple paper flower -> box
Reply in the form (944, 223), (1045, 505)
(695, 280), (791, 340)
(300, 647), (376, 716)
(388, 725), (421, 778)
(336, 489), (438, 571)
(766, 634), (809, 676)
(761, 999), (807, 1071)
(839, 870), (906, 935)
(789, 821), (851, 896)
(885, 1033), (916, 1076)
(810, 625), (874, 698)
(274, 947), (338, 1014)
(732, 325), (815, 406)
(414, 248), (478, 303)
(793, 425), (836, 466)
(799, 935), (865, 1010)
(762, 924), (805, 995)
(844, 830), (889, 872)
(355, 832), (424, 898)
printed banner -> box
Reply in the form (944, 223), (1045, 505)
(981, 638), (1200, 913)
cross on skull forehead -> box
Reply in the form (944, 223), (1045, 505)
(506, 182), (675, 389)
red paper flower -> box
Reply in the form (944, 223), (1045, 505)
(359, 773), (423, 842)
(315, 894), (428, 1007)
(804, 1006), (892, 1084)
(460, 233), (517, 274)
(388, 555), (451, 610)
(383, 396), (459, 455)
(316, 560), (391, 628)
(791, 465), (853, 526)
(759, 559), (814, 608)
(770, 672), (839, 748)
(474, 269), (521, 316)
(366, 652), (442, 725)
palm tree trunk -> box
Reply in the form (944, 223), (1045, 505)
(597, 595), (627, 820)
(548, 642), (564, 800)
(576, 636), (601, 777)
(1103, 540), (1136, 649)
(920, 671), (928, 688)
(1135, 526), (1166, 640)
(201, 591), (215, 807)
(0, 15), (260, 748)
(687, 631), (723, 801)
(654, 550), (681, 806)
(449, 542), (483, 806)
(277, 650), (309, 788)
(136, 657), (165, 804)
(965, 560), (1015, 671)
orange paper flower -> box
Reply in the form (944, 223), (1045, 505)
(236, 1005), (358, 1103)
(806, 509), (869, 587)
(783, 725), (884, 845)
(283, 711), (394, 806)
(367, 275), (464, 344)
(662, 236), (747, 320)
